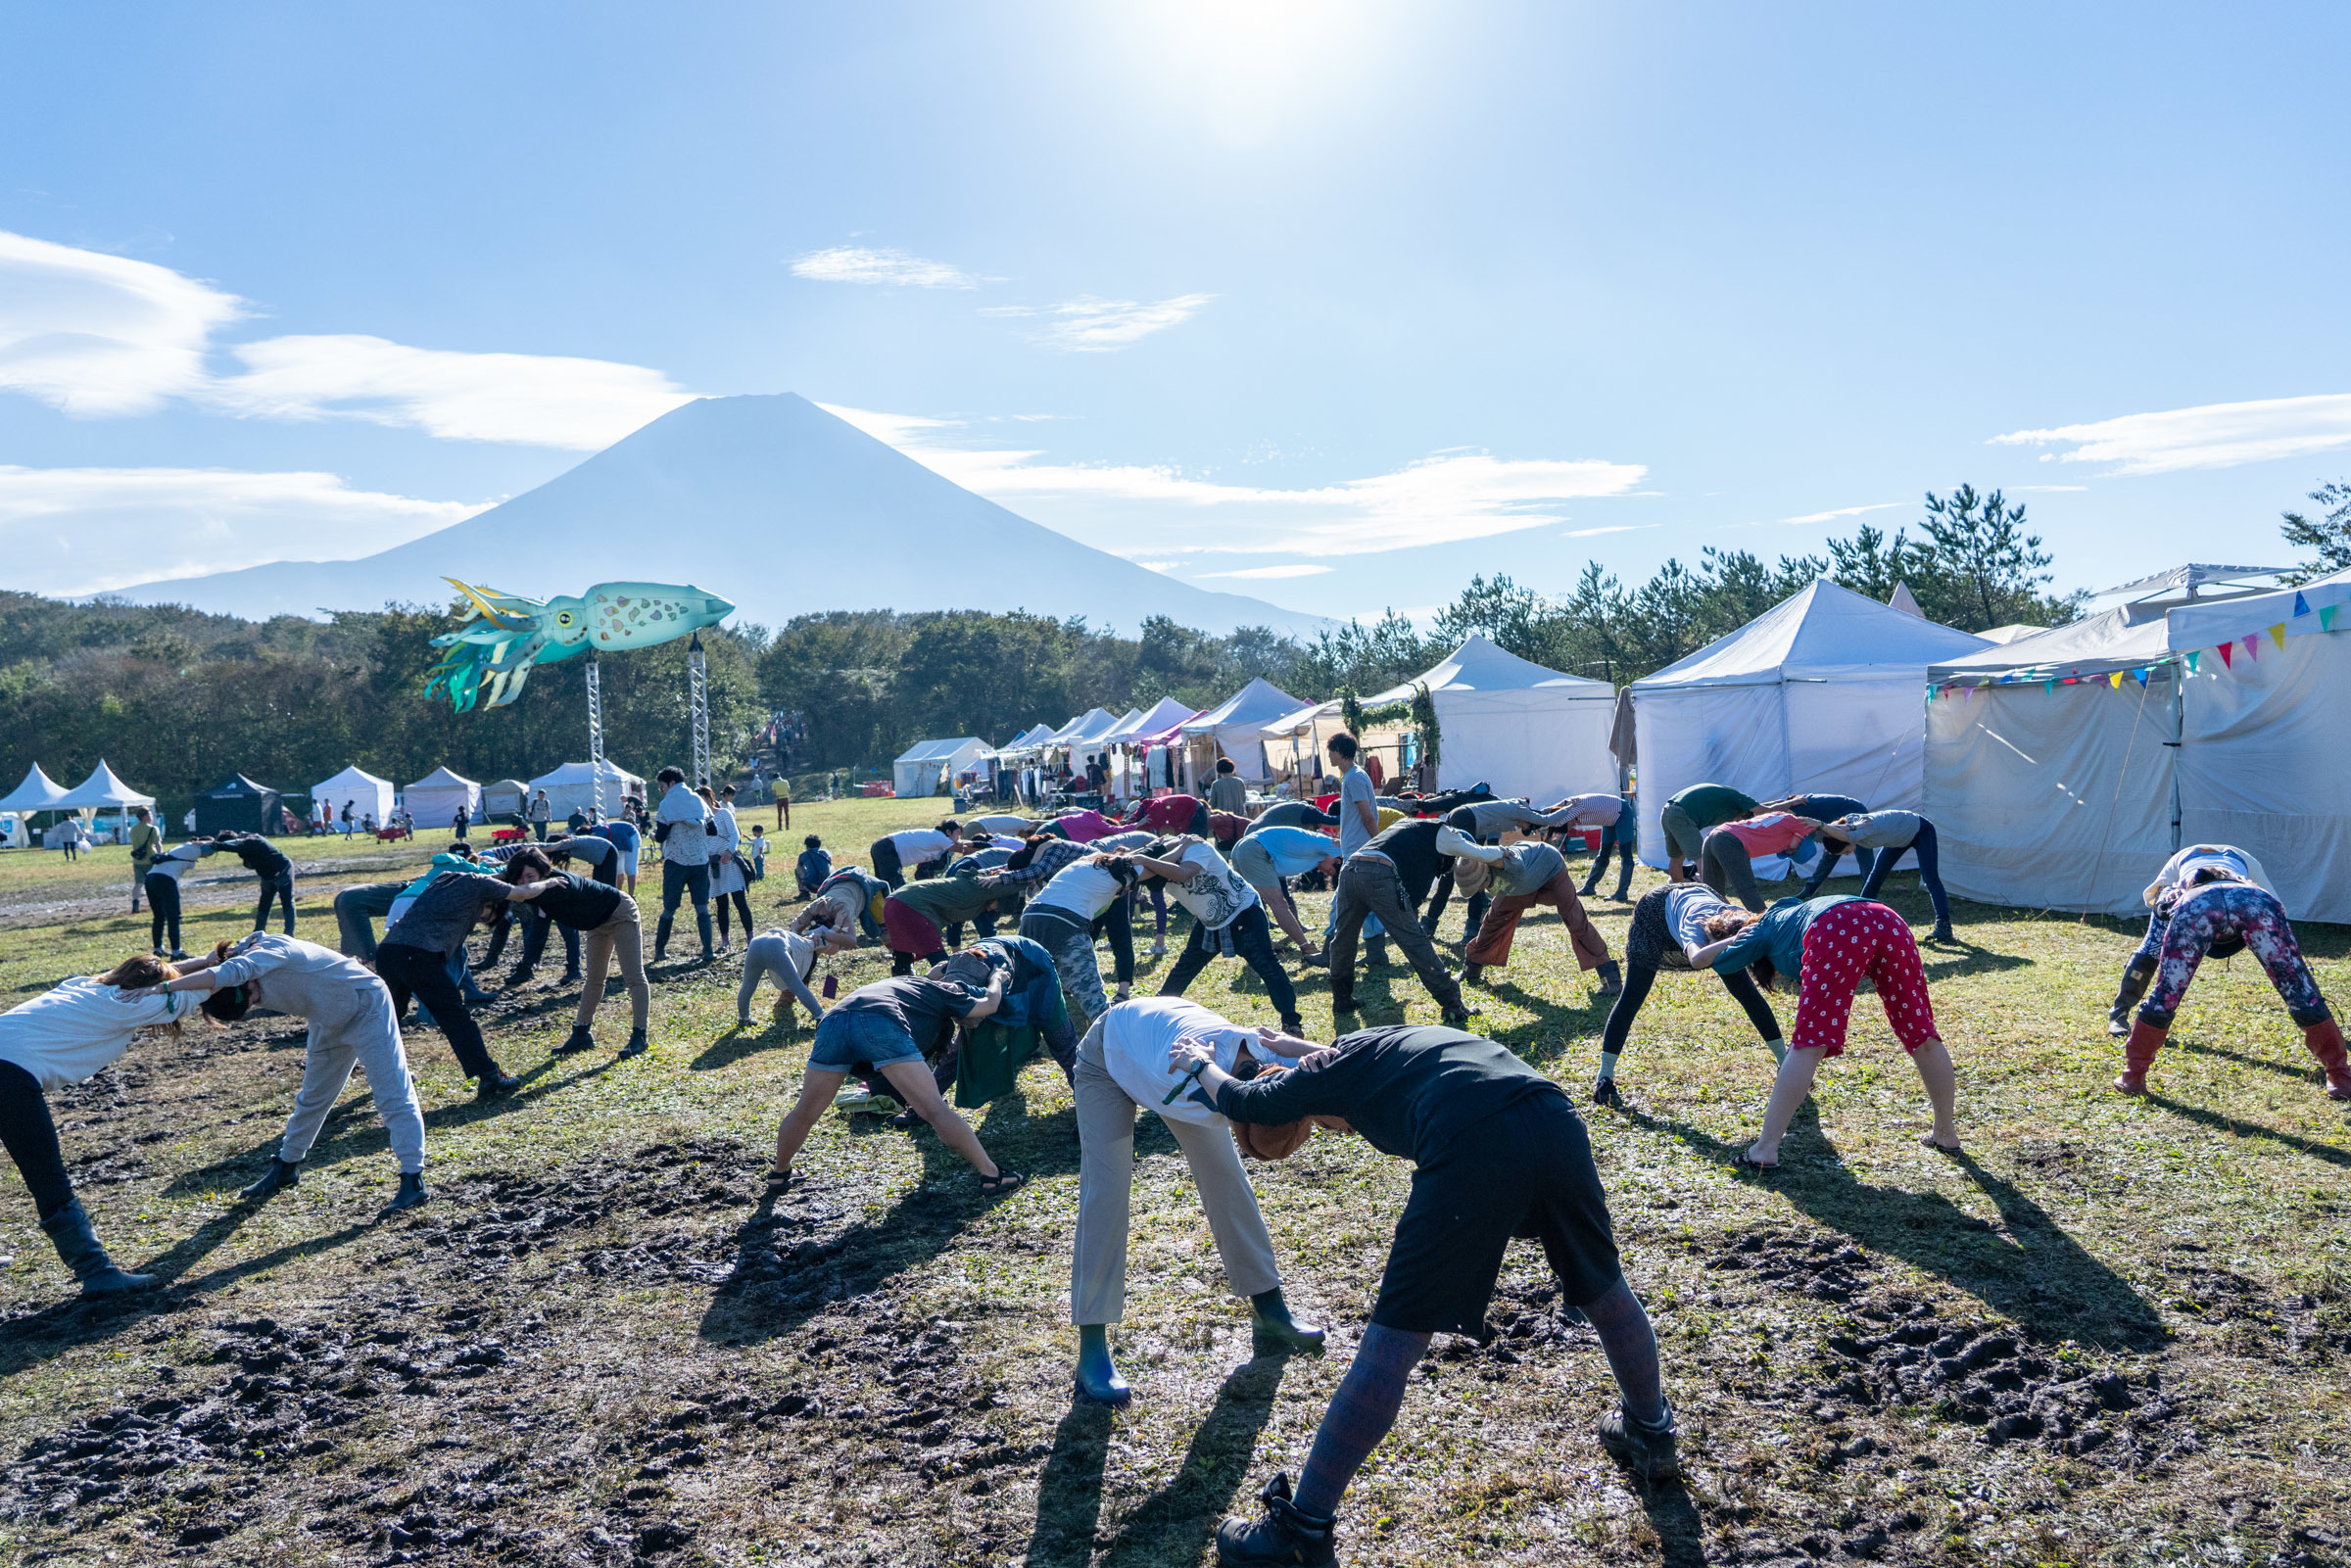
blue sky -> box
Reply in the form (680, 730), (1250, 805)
(4, 2), (2348, 619)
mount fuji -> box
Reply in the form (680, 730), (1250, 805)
(118, 394), (1327, 637)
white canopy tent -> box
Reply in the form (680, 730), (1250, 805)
(1099, 707), (1148, 744)
(0, 765), (71, 814)
(1925, 566), (2351, 922)
(1263, 635), (1617, 801)
(404, 766), (482, 828)
(312, 766), (396, 825)
(55, 760), (156, 811)
(1179, 678), (1306, 784)
(891, 737), (990, 798)
(528, 759), (645, 820)
(1630, 580), (1988, 868)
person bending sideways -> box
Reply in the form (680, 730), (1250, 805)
(1553, 791), (1638, 903)
(1755, 793), (1869, 895)
(495, 850), (652, 1060)
(1813, 810), (1954, 943)
(740, 926), (834, 1029)
(1593, 882), (1785, 1108)
(1146, 834), (1307, 1037)
(146, 835), (216, 959)
(130, 933), (428, 1214)
(1229, 825), (1338, 958)
(0, 958), (200, 1295)
(1439, 828), (1622, 997)
(868, 821), (960, 889)
(213, 828), (298, 935)
(1178, 1022), (1679, 1564)
(1327, 817), (1472, 1027)
(1069, 999), (1327, 1406)
(1687, 896), (1960, 1169)
(376, 865), (563, 1099)
(1658, 782), (1756, 884)
(2113, 866), (2350, 1101)
(1698, 812), (1824, 913)
(882, 871), (1008, 974)
(1020, 852), (1159, 1029)
(2103, 844), (2275, 1035)
(765, 968), (1027, 1196)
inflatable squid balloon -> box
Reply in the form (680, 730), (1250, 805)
(425, 578), (737, 712)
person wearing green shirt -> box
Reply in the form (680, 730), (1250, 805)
(1658, 783), (1756, 883)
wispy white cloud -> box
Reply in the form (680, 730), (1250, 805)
(1134, 560), (1182, 572)
(202, 335), (695, 450)
(1197, 563), (1333, 579)
(2014, 484), (2088, 493)
(984, 294), (1216, 352)
(0, 229), (696, 450)
(0, 464), (487, 595)
(0, 231), (243, 415)
(1560, 523), (1655, 539)
(1781, 501), (1904, 526)
(788, 246), (981, 289)
(821, 402), (1647, 555)
(1991, 395), (2351, 475)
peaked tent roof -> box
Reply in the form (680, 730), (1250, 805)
(1181, 677), (1307, 736)
(1928, 602), (2171, 681)
(0, 764), (71, 813)
(1979, 624), (2046, 643)
(1065, 708), (1124, 745)
(1367, 633), (1613, 704)
(406, 765), (479, 790)
(892, 736), (987, 765)
(313, 764), (393, 796)
(1889, 583), (1925, 618)
(1128, 697), (1203, 746)
(198, 774), (278, 798)
(1041, 714), (1088, 743)
(1099, 707), (1149, 742)
(55, 760), (156, 809)
(528, 759), (645, 790)
(1633, 579), (1988, 690)
(1011, 723), (1058, 747)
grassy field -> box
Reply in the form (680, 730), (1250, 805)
(0, 797), (2345, 1566)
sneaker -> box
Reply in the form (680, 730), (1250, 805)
(1593, 1077), (1623, 1109)
(1215, 1473), (1335, 1566)
(1441, 1005), (1475, 1027)
(475, 1069), (522, 1101)
(1597, 1402), (1679, 1483)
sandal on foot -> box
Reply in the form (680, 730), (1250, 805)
(978, 1169), (1027, 1197)
(1732, 1148), (1779, 1172)
(765, 1167), (795, 1192)
(1919, 1133), (1962, 1154)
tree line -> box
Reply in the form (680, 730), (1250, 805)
(5, 483), (2256, 822)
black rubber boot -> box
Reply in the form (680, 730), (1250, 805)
(238, 1159), (301, 1203)
(41, 1198), (156, 1296)
(475, 1066), (522, 1101)
(1074, 1324), (1131, 1406)
(1216, 1473), (1335, 1566)
(503, 967), (535, 989)
(2107, 957), (2157, 1037)
(1330, 991), (1360, 1016)
(1249, 1287), (1325, 1354)
(1597, 1400), (1679, 1482)
(554, 1024), (597, 1055)
(1462, 963), (1484, 985)
(1278, 1013), (1306, 1038)
(379, 1172), (429, 1214)
(1365, 938), (1389, 968)
(1595, 960), (1624, 998)
(617, 1028), (648, 1058)
(1613, 853), (1634, 902)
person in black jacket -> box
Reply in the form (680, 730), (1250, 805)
(499, 849), (650, 1057)
(1326, 818), (1469, 1026)
(1171, 1023), (1677, 1564)
(213, 830), (296, 935)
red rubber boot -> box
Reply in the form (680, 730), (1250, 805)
(2116, 1020), (2167, 1095)
(2301, 1019), (2351, 1101)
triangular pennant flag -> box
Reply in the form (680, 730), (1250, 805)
(2134, 667), (2149, 687)
(2109, 671), (2126, 689)
(2270, 623), (2287, 649)
(2326, 604), (2341, 631)
(2187, 650), (2202, 673)
(2217, 642), (2233, 668)
(2244, 633), (2260, 660)
(2043, 679), (2056, 692)
(2294, 591), (2311, 617)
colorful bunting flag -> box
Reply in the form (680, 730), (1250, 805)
(2134, 667), (2149, 687)
(2217, 642), (2233, 668)
(2294, 591), (2311, 617)
(2109, 671), (2126, 689)
(2187, 650), (2202, 673)
(2244, 633), (2259, 661)
(2325, 604), (2340, 632)
(2270, 623), (2287, 649)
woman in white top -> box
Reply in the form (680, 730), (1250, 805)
(701, 784), (754, 952)
(1069, 997), (1326, 1404)
(1019, 850), (1187, 1029)
(126, 933), (428, 1215)
(1146, 836), (1307, 1037)
(1, 956), (197, 1294)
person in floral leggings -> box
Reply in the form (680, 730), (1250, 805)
(2119, 875), (2351, 1100)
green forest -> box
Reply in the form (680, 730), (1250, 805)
(0, 486), (2107, 822)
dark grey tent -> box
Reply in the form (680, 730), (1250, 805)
(193, 774), (283, 836)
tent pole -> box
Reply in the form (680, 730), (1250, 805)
(586, 658), (610, 819)
(688, 635), (712, 789)
(2170, 666), (2184, 852)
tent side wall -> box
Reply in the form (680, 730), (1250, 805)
(406, 784), (482, 829)
(1436, 689), (1616, 802)
(2179, 633), (2351, 923)
(192, 785), (280, 837)
(1923, 676), (2179, 915)
(1631, 684), (1789, 866)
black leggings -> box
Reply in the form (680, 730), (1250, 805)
(715, 888), (754, 942)
(253, 868), (296, 934)
(1601, 961), (1780, 1057)
(147, 874), (182, 952)
(0, 1060), (72, 1221)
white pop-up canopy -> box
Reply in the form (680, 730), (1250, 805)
(891, 737), (989, 798)
(1264, 635), (1617, 800)
(1630, 580), (1987, 867)
(0, 764), (71, 813)
(528, 759), (645, 819)
(54, 760), (156, 810)
(404, 766), (481, 828)
(1925, 565), (2351, 921)
(1098, 707), (1148, 743)
(1180, 677), (1306, 782)
(313, 765), (396, 824)
(1058, 709), (1122, 754)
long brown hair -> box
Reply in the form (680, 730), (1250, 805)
(96, 955), (176, 989)
(1701, 910), (1779, 991)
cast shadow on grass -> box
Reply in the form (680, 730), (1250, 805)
(2174, 1037), (2327, 1081)
(1480, 980), (1613, 1070)
(2143, 1093), (2351, 1168)
(159, 1057), (603, 1198)
(692, 1018), (814, 1073)
(1024, 1354), (1294, 1568)
(696, 1075), (1084, 1347)
(1620, 1107), (2167, 1352)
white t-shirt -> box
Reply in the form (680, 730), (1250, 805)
(0, 976), (195, 1092)
(1096, 997), (1261, 1128)
(888, 829), (954, 864)
(1163, 841), (1260, 931)
(970, 815), (1032, 836)
(148, 842), (213, 883)
(1665, 882), (1736, 963)
(2145, 844), (2274, 908)
(1031, 860), (1128, 921)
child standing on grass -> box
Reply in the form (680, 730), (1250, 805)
(747, 825), (768, 880)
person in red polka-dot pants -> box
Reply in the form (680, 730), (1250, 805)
(1689, 896), (1960, 1167)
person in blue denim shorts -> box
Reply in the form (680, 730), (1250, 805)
(764, 971), (1028, 1196)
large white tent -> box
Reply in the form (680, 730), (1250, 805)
(312, 765), (396, 825)
(891, 737), (990, 798)
(404, 766), (482, 828)
(1263, 635), (1617, 801)
(0, 765), (71, 814)
(528, 759), (645, 819)
(55, 760), (156, 810)
(1925, 566), (2351, 921)
(1180, 678), (1305, 784)
(1629, 580), (1987, 867)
